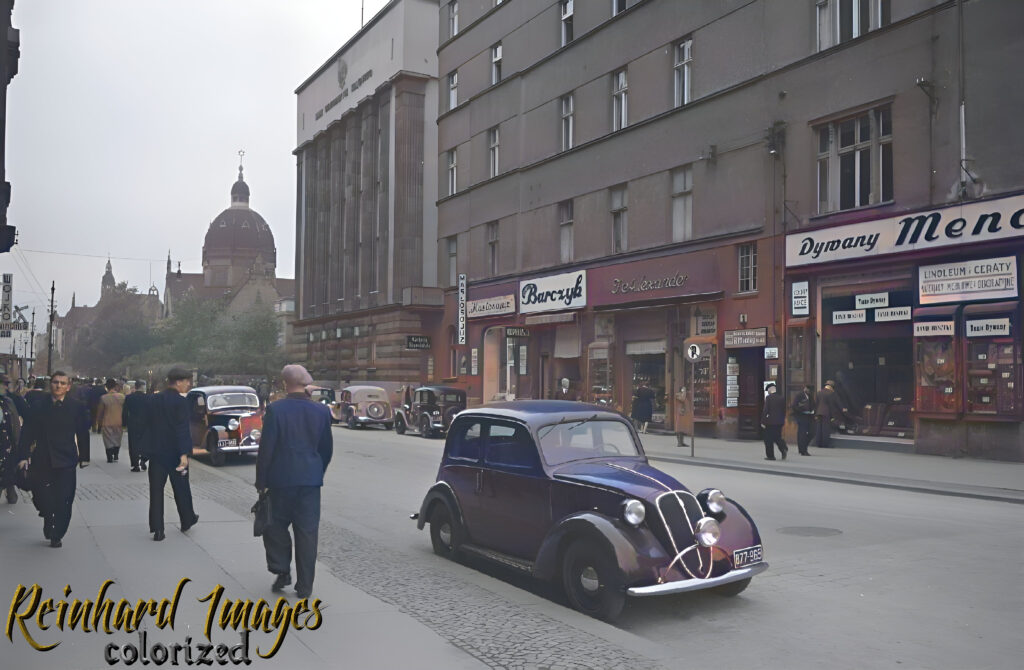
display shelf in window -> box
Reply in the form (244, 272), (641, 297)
(586, 342), (614, 409)
(684, 341), (717, 421)
(915, 337), (959, 415)
(962, 303), (1021, 419)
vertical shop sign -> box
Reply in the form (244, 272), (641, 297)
(457, 274), (467, 344)
(791, 281), (809, 316)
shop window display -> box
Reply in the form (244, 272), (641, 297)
(691, 345), (717, 419)
(630, 355), (666, 424)
(587, 343), (614, 408)
(915, 336), (959, 414)
(966, 339), (1020, 416)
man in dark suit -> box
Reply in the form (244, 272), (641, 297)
(791, 385), (814, 455)
(760, 382), (788, 461)
(814, 380), (846, 448)
(256, 364), (333, 599)
(14, 371), (91, 547)
(148, 367), (199, 541)
(0, 374), (24, 504)
(123, 381), (150, 472)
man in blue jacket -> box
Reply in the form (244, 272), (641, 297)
(148, 367), (199, 541)
(256, 364), (333, 599)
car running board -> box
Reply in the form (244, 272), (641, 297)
(459, 543), (534, 574)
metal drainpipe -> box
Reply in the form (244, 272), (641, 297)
(957, 0), (967, 199)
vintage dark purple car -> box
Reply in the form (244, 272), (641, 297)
(413, 401), (767, 620)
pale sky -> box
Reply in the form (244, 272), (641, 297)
(1, 0), (391, 317)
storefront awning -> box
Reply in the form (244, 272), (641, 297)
(913, 305), (960, 319)
(962, 300), (1019, 316)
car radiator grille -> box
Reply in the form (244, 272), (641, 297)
(652, 490), (728, 581)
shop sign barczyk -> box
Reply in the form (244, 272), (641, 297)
(519, 270), (586, 314)
(467, 294), (516, 319)
(786, 194), (1024, 267)
(919, 256), (1018, 305)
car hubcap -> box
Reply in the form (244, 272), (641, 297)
(579, 566), (600, 593)
(439, 524), (451, 547)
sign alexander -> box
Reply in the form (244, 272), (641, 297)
(786, 194), (1024, 267)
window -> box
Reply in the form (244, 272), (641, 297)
(559, 200), (574, 263)
(817, 0), (892, 50)
(671, 165), (693, 242)
(485, 423), (538, 470)
(447, 236), (458, 287)
(447, 70), (458, 110)
(447, 149), (457, 196)
(488, 126), (500, 178)
(487, 221), (499, 276)
(560, 1), (574, 46)
(674, 39), (692, 107)
(611, 185), (628, 253)
(738, 243), (757, 292)
(612, 69), (628, 131)
(448, 1), (459, 38)
(560, 93), (574, 151)
(612, 0), (627, 17)
(816, 105), (892, 213)
(448, 420), (482, 462)
(491, 43), (503, 85)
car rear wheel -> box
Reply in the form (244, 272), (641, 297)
(714, 577), (751, 597)
(429, 504), (461, 560)
(419, 415), (432, 438)
(561, 539), (625, 622)
(395, 416), (406, 435)
(206, 434), (225, 467)
(347, 414), (357, 430)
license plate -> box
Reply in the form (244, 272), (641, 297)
(733, 545), (763, 568)
(217, 439), (237, 448)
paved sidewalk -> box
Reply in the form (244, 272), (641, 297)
(638, 432), (1024, 504)
(0, 447), (485, 670)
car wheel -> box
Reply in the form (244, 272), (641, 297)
(714, 577), (751, 597)
(395, 416), (406, 435)
(419, 415), (432, 438)
(561, 539), (626, 622)
(207, 434), (225, 467)
(383, 422), (393, 430)
(429, 504), (461, 560)
(347, 414), (356, 430)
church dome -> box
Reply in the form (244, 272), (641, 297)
(202, 165), (276, 265)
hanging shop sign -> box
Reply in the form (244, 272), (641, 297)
(505, 327), (530, 338)
(914, 321), (955, 337)
(832, 310), (867, 324)
(457, 274), (467, 344)
(723, 328), (767, 348)
(466, 294), (516, 319)
(405, 335), (431, 350)
(918, 256), (1018, 305)
(791, 281), (809, 316)
(875, 306), (911, 322)
(966, 318), (1011, 338)
(855, 292), (889, 309)
(786, 194), (1024, 267)
(519, 270), (586, 314)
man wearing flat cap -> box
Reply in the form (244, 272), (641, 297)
(147, 367), (199, 541)
(256, 364), (333, 599)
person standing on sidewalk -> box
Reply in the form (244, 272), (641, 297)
(96, 379), (126, 463)
(0, 375), (24, 504)
(760, 383), (788, 461)
(814, 380), (845, 448)
(123, 381), (150, 472)
(14, 371), (91, 548)
(256, 364), (333, 599)
(148, 367), (198, 542)
(791, 385), (814, 455)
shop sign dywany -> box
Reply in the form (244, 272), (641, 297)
(786, 194), (1024, 267)
(918, 256), (1018, 305)
(519, 270), (586, 314)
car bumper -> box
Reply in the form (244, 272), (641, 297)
(626, 562), (769, 597)
(355, 416), (392, 424)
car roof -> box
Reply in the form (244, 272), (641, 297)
(415, 386), (464, 394)
(190, 386), (258, 395)
(457, 400), (628, 431)
(344, 385), (387, 393)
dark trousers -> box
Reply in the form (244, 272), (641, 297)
(815, 416), (833, 448)
(795, 415), (813, 453)
(762, 425), (788, 459)
(126, 429), (147, 468)
(263, 486), (321, 595)
(148, 459), (195, 533)
(38, 466), (76, 542)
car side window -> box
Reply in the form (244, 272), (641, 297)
(448, 420), (483, 462)
(484, 422), (539, 471)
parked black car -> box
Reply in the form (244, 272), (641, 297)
(394, 386), (467, 438)
(413, 401), (767, 621)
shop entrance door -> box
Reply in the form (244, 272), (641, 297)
(734, 348), (764, 439)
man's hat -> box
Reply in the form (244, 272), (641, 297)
(281, 364), (313, 387)
(167, 367), (191, 382)
(825, 379), (836, 387)
(765, 382), (777, 390)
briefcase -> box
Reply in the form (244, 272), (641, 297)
(251, 491), (272, 537)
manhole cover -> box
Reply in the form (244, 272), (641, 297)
(776, 526), (843, 537)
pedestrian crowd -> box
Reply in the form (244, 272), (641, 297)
(0, 363), (333, 601)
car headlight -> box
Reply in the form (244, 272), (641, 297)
(705, 489), (726, 514)
(228, 419), (240, 431)
(622, 499), (645, 527)
(249, 429), (261, 441)
(695, 517), (721, 547)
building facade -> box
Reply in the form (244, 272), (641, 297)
(432, 0), (1024, 455)
(0, 0), (17, 253)
(293, 0), (440, 384)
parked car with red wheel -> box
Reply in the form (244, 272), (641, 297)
(186, 386), (263, 466)
(394, 385), (467, 438)
(338, 385), (394, 430)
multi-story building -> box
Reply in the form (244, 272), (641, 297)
(293, 0), (440, 384)
(1, 0), (18, 252)
(433, 0), (1024, 457)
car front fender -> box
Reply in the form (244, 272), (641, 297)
(533, 512), (669, 584)
(416, 481), (465, 531)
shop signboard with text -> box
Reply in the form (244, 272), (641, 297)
(466, 294), (516, 318)
(588, 249), (721, 307)
(724, 328), (767, 348)
(519, 270), (586, 314)
(786, 194), (1024, 267)
(918, 256), (1018, 305)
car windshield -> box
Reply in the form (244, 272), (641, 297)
(353, 390), (386, 401)
(207, 393), (259, 410)
(537, 419), (641, 465)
